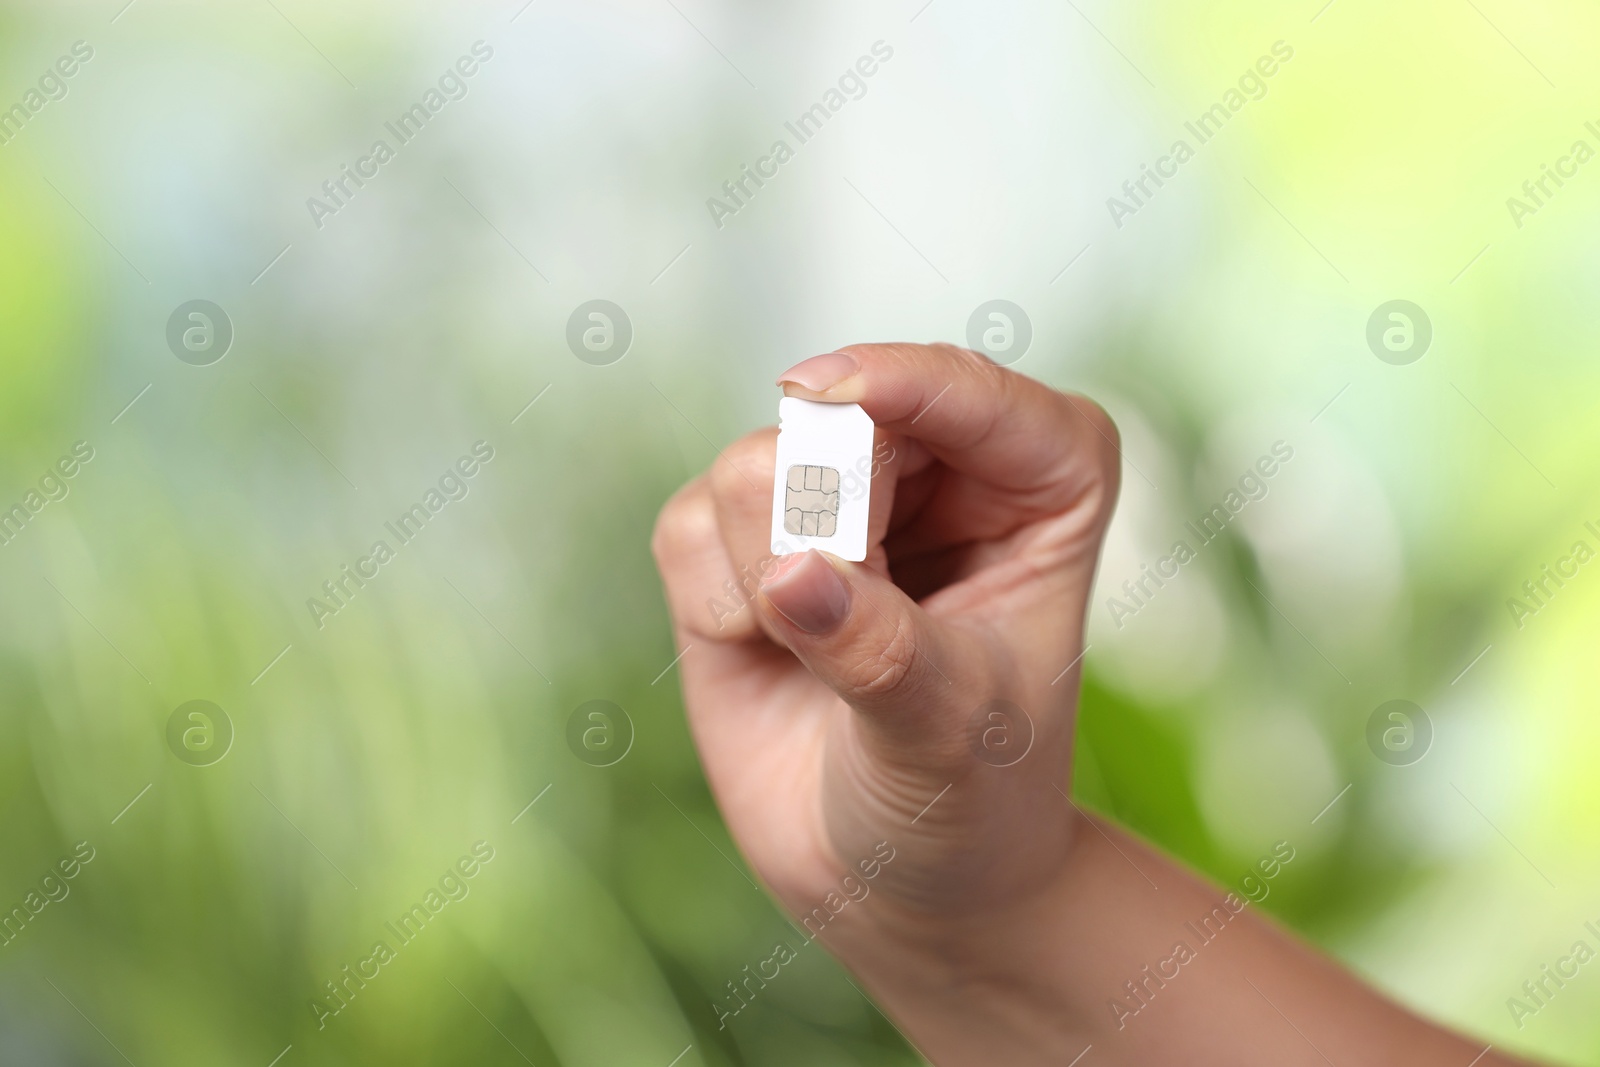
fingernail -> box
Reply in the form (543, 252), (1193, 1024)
(776, 352), (858, 393)
(760, 551), (851, 634)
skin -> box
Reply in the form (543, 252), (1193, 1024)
(651, 342), (1531, 1066)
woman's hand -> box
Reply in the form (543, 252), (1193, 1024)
(653, 342), (1528, 1067)
(651, 340), (1118, 954)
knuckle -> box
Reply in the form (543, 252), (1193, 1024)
(708, 432), (774, 501)
(1070, 394), (1123, 501)
(1038, 393), (1122, 541)
(935, 339), (995, 371)
(842, 616), (922, 701)
(650, 480), (715, 567)
(1070, 393), (1121, 454)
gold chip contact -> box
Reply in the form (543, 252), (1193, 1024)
(783, 465), (839, 537)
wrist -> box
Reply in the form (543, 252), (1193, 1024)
(816, 806), (1104, 1065)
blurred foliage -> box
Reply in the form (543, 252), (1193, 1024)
(1, 0), (1599, 1065)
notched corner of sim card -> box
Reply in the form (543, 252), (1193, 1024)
(770, 397), (874, 562)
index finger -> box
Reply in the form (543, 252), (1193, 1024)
(777, 342), (1120, 509)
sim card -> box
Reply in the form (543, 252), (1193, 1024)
(770, 397), (874, 562)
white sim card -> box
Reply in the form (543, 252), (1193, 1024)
(770, 397), (875, 562)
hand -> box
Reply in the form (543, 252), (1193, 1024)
(651, 341), (1119, 943)
(653, 343), (1529, 1067)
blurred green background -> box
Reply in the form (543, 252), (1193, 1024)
(2, 0), (1599, 1063)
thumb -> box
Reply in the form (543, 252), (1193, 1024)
(756, 550), (990, 760)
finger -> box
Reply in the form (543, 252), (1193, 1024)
(756, 549), (993, 761)
(652, 475), (835, 853)
(651, 475), (764, 643)
(777, 343), (1120, 545)
(776, 344), (1121, 673)
(707, 429), (780, 582)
